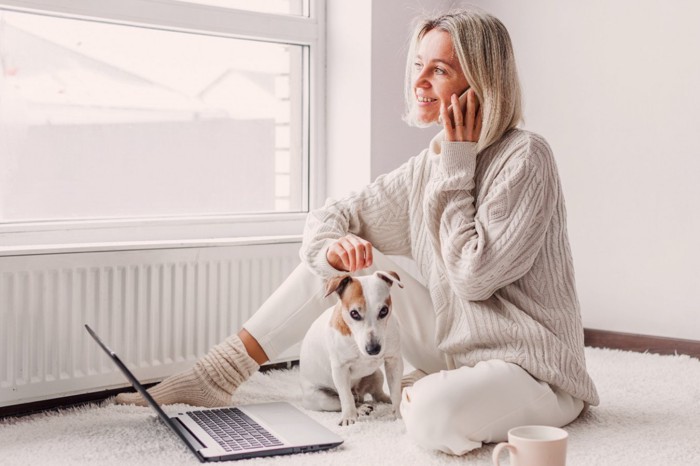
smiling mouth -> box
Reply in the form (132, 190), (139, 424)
(416, 96), (437, 103)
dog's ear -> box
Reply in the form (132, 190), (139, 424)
(324, 275), (353, 298)
(375, 271), (404, 289)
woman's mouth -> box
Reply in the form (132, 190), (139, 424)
(416, 96), (438, 103)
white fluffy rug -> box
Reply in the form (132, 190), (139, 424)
(1, 347), (699, 466)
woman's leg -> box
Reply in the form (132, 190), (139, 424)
(239, 260), (336, 361)
(400, 360), (585, 455)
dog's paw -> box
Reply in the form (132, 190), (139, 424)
(357, 403), (374, 416)
(338, 415), (357, 426)
(372, 392), (392, 404)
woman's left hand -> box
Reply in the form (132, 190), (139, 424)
(440, 89), (482, 142)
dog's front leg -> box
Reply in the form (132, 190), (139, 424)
(384, 356), (404, 419)
(330, 362), (357, 426)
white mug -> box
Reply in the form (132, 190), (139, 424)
(492, 425), (568, 466)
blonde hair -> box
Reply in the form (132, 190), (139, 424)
(404, 8), (523, 152)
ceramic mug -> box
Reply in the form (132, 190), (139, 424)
(492, 425), (568, 466)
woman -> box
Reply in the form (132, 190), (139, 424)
(117, 8), (599, 455)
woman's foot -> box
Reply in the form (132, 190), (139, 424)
(115, 334), (259, 407)
(401, 369), (428, 390)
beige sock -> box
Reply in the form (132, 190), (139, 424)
(401, 368), (428, 390)
(115, 334), (259, 407)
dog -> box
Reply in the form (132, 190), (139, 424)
(299, 271), (404, 426)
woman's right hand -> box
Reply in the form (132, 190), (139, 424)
(441, 89), (482, 143)
(326, 234), (374, 273)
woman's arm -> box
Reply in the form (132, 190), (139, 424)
(426, 134), (557, 301)
(300, 156), (418, 278)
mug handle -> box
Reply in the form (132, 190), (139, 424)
(492, 442), (516, 466)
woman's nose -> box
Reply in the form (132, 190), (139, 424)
(414, 75), (430, 89)
(414, 70), (431, 88)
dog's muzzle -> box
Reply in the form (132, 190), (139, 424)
(365, 341), (382, 356)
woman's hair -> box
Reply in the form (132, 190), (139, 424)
(403, 8), (523, 152)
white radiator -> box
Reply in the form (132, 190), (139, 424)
(0, 241), (302, 407)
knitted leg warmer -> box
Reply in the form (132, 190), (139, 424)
(115, 334), (259, 407)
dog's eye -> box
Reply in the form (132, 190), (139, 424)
(349, 310), (362, 321)
(378, 306), (389, 319)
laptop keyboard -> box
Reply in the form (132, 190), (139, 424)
(188, 408), (284, 452)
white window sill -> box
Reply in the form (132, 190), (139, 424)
(0, 213), (307, 256)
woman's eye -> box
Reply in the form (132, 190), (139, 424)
(414, 62), (423, 70)
(350, 310), (362, 321)
(435, 67), (445, 75)
(378, 306), (389, 319)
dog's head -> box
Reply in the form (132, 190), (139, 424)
(324, 271), (404, 358)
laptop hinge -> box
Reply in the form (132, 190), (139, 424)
(171, 416), (207, 452)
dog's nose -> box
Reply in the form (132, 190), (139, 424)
(365, 342), (381, 356)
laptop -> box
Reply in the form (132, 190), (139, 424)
(85, 324), (343, 462)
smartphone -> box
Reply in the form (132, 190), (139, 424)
(438, 87), (471, 126)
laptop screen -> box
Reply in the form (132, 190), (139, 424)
(84, 324), (202, 457)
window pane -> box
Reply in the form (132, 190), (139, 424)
(0, 11), (306, 222)
(172, 0), (308, 16)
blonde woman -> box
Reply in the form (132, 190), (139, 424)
(117, 8), (599, 455)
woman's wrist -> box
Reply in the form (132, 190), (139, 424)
(440, 141), (478, 176)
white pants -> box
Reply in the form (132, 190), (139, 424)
(244, 251), (584, 455)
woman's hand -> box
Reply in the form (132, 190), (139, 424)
(326, 234), (374, 273)
(440, 89), (482, 142)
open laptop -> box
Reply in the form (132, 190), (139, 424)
(85, 324), (343, 462)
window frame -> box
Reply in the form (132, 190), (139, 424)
(0, 0), (326, 255)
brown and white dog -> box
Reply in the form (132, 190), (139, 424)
(299, 271), (404, 426)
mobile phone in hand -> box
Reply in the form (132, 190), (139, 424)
(438, 88), (471, 126)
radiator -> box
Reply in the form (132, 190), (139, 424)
(0, 242), (302, 407)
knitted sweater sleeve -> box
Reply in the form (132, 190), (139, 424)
(427, 136), (556, 301)
(300, 156), (416, 278)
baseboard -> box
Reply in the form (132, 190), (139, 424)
(584, 328), (700, 359)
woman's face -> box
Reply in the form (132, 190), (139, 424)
(412, 29), (470, 125)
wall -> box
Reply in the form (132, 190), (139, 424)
(328, 0), (699, 340)
(325, 0), (371, 200)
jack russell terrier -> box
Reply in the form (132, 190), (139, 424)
(300, 271), (404, 426)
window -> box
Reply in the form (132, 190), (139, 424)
(174, 0), (308, 16)
(0, 0), (324, 249)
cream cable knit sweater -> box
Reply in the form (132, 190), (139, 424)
(301, 128), (599, 406)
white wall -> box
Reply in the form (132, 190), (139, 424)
(325, 0), (372, 200)
(328, 0), (699, 340)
